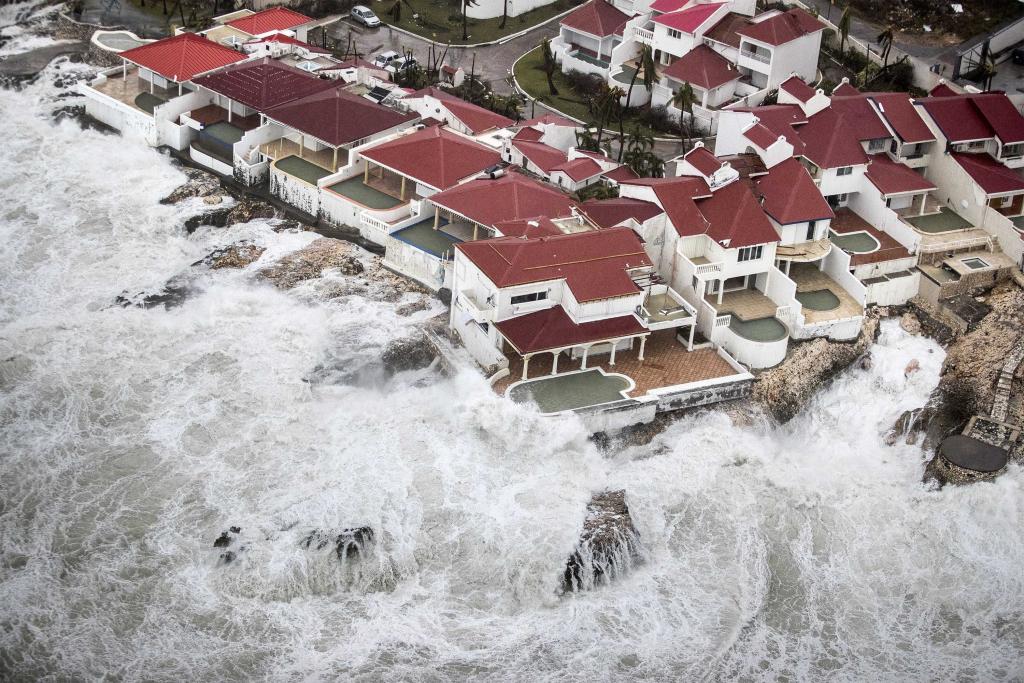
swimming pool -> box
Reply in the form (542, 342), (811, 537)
(729, 316), (788, 342)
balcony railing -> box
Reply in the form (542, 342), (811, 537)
(633, 27), (654, 44)
(457, 290), (494, 323)
(694, 261), (724, 276)
(740, 48), (771, 64)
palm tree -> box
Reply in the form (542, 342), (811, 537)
(838, 6), (851, 56)
(619, 46), (656, 160)
(595, 86), (624, 152)
(499, 0), (509, 29)
(460, 0), (478, 41)
(878, 25), (895, 69)
(670, 82), (695, 151)
(540, 38), (559, 96)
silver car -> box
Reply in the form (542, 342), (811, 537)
(351, 5), (381, 28)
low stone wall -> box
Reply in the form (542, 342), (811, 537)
(55, 12), (124, 41)
(87, 41), (122, 67)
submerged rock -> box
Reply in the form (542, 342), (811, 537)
(563, 490), (644, 593)
(753, 315), (879, 423)
(900, 312), (922, 335)
(115, 274), (195, 310)
(213, 532), (232, 548)
(381, 333), (437, 375)
(199, 243), (266, 270)
(161, 168), (223, 204)
(257, 238), (364, 289)
(302, 527), (375, 561)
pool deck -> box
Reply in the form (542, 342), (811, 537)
(189, 104), (260, 131)
(493, 330), (738, 399)
(261, 138), (342, 174)
(788, 263), (864, 324)
(327, 176), (405, 210)
(508, 369), (631, 413)
(391, 219), (462, 257)
(91, 71), (163, 114)
(905, 208), (973, 233)
(274, 156), (333, 185)
(830, 208), (913, 266)
(706, 289), (777, 321)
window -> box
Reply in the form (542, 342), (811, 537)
(511, 291), (547, 305)
(667, 28), (681, 39)
(738, 245), (763, 262)
(836, 166), (853, 176)
(1000, 195), (1014, 208)
(806, 220), (816, 241)
(868, 138), (887, 152)
(1004, 143), (1024, 158)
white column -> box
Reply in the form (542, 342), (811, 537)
(521, 355), (531, 380)
(551, 351), (559, 375)
(717, 282), (724, 306)
(581, 346), (589, 369)
(177, 82), (182, 96)
(688, 323), (696, 351)
(228, 103), (232, 123)
(638, 336), (647, 361)
(610, 341), (618, 366)
(122, 60), (126, 80)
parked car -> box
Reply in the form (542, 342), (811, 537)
(386, 55), (418, 74)
(372, 50), (400, 69)
(350, 5), (380, 28)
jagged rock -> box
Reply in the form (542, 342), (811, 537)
(229, 526), (241, 534)
(219, 551), (237, 565)
(257, 238), (364, 289)
(900, 312), (922, 335)
(395, 299), (430, 316)
(226, 199), (275, 224)
(437, 287), (452, 306)
(905, 358), (920, 376)
(858, 352), (873, 370)
(184, 207), (232, 234)
(115, 274), (195, 310)
(302, 527), (374, 560)
(213, 532), (232, 548)
(200, 243), (266, 270)
(381, 333), (437, 375)
(161, 168), (222, 204)
(563, 490), (644, 593)
(752, 315), (879, 423)
(203, 195), (223, 205)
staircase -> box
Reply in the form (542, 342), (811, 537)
(990, 337), (1024, 422)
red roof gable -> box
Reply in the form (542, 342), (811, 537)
(226, 7), (311, 35)
(703, 11), (747, 48)
(832, 81), (860, 96)
(864, 154), (936, 195)
(737, 8), (824, 46)
(661, 44), (739, 90)
(682, 144), (724, 176)
(754, 157), (833, 224)
(512, 127), (544, 142)
(649, 0), (690, 12)
(780, 75), (815, 103)
(929, 82), (958, 97)
(953, 152), (1024, 195)
(520, 113), (579, 128)
(193, 57), (338, 111)
(917, 95), (994, 143)
(743, 122), (780, 149)
(971, 94), (1024, 145)
(412, 87), (514, 134)
(496, 305), (647, 354)
(560, 0), (630, 37)
(602, 165), (640, 182)
(245, 31), (329, 53)
(512, 139), (567, 173)
(120, 33), (246, 83)
(654, 3), (725, 34)
(265, 88), (417, 147)
(830, 94), (891, 141)
(582, 197), (663, 228)
(431, 171), (576, 228)
(798, 107), (869, 168)
(869, 93), (935, 144)
(457, 227), (651, 302)
(360, 127), (500, 190)
(552, 157), (603, 181)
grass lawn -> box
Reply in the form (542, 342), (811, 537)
(386, 0), (575, 44)
(514, 46), (668, 138)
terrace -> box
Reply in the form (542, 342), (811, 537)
(326, 175), (405, 210)
(830, 208), (913, 267)
(90, 70), (170, 114)
(493, 330), (740, 404)
(787, 263), (863, 324)
(261, 138), (345, 176)
(390, 218), (463, 258)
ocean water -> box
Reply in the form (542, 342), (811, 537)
(2, 19), (1024, 682)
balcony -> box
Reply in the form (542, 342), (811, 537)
(632, 26), (654, 45)
(458, 289), (494, 324)
(635, 285), (696, 331)
(691, 256), (724, 277)
(739, 48), (771, 65)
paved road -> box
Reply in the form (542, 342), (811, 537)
(0, 41), (88, 79)
(79, 0), (169, 38)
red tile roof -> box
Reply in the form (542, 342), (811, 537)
(869, 93), (934, 144)
(265, 88), (417, 147)
(682, 144), (723, 176)
(624, 176), (779, 248)
(735, 104), (807, 154)
(491, 217), (565, 238)
(193, 57), (337, 111)
(226, 7), (311, 35)
(410, 87), (514, 134)
(832, 81), (860, 96)
(743, 122), (780, 149)
(512, 139), (567, 173)
(582, 197), (663, 227)
(431, 171), (576, 228)
(798, 107), (869, 168)
(552, 157), (603, 181)
(703, 11), (748, 48)
(245, 31), (329, 53)
(916, 94), (1009, 143)
(496, 305), (647, 354)
(780, 75), (815, 103)
(648, 0), (690, 12)
(360, 127), (500, 190)
(971, 94), (1024, 145)
(602, 165), (640, 182)
(661, 44), (740, 90)
(929, 82), (958, 97)
(512, 126), (544, 142)
(830, 94), (891, 141)
(520, 113), (580, 128)
(753, 157), (833, 224)
(457, 227), (651, 303)
(560, 0), (630, 37)
(736, 8), (824, 46)
(864, 154), (936, 195)
(120, 33), (246, 83)
(654, 3), (725, 34)
(952, 152), (1024, 195)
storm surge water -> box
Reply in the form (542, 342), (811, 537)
(2, 46), (1024, 683)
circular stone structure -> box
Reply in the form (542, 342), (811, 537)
(932, 434), (1009, 484)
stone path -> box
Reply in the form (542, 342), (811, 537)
(990, 336), (1024, 422)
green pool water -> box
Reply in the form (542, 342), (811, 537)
(392, 220), (460, 258)
(830, 230), (879, 253)
(729, 316), (787, 342)
(796, 289), (841, 311)
(509, 369), (631, 413)
(905, 208), (972, 233)
(202, 121), (244, 146)
(134, 92), (166, 114)
(327, 177), (404, 209)
(276, 156), (332, 185)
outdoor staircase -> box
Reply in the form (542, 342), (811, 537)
(990, 336), (1024, 422)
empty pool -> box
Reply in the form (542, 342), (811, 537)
(796, 289), (841, 311)
(92, 30), (152, 52)
(729, 316), (787, 342)
(962, 257), (990, 270)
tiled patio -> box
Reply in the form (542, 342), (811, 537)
(788, 263), (863, 323)
(260, 138), (342, 172)
(830, 208), (913, 266)
(91, 71), (168, 113)
(189, 104), (260, 131)
(326, 176), (405, 209)
(706, 288), (777, 320)
(493, 330), (739, 397)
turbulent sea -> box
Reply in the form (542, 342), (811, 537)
(2, 8), (1024, 682)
